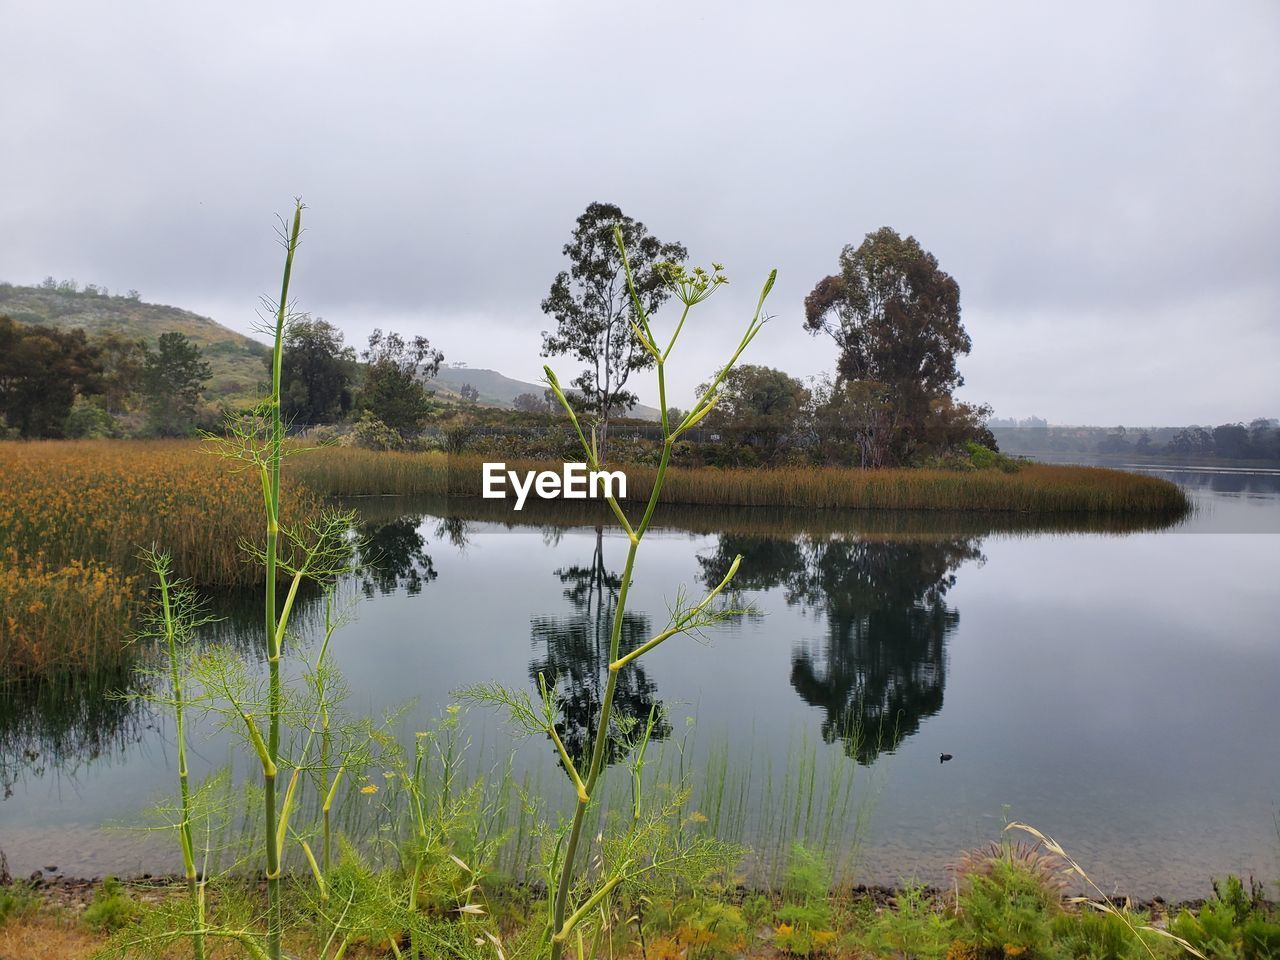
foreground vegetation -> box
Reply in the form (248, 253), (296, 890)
(3, 849), (1278, 960)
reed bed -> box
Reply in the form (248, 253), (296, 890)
(295, 448), (1191, 516)
(0, 440), (323, 587)
(0, 557), (138, 678)
(346, 491), (1187, 539)
(291, 445), (451, 496)
(0, 439), (323, 682)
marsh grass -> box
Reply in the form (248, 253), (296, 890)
(0, 439), (326, 684)
(0, 440), (325, 588)
(333, 492), (1188, 541)
(0, 557), (138, 679)
(293, 448), (1191, 516)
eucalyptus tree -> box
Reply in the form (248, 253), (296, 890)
(358, 328), (443, 437)
(804, 227), (976, 463)
(541, 201), (686, 460)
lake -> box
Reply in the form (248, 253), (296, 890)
(2, 466), (1277, 898)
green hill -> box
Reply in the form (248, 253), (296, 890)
(0, 281), (664, 419)
(0, 282), (270, 407)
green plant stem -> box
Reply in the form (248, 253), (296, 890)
(548, 538), (636, 958)
(550, 408), (675, 957)
(262, 201), (302, 960)
(155, 557), (205, 960)
(544, 244), (772, 960)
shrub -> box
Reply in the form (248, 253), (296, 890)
(0, 881), (40, 926)
(63, 397), (117, 439)
(862, 884), (955, 960)
(349, 412), (405, 451)
(1170, 876), (1280, 960)
(952, 842), (1066, 958)
(1051, 907), (1177, 960)
(964, 441), (1022, 473)
(646, 897), (749, 960)
(83, 877), (141, 932)
(774, 844), (838, 955)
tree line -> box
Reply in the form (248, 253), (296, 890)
(990, 418), (1280, 463)
(5, 201), (1026, 468)
(0, 314), (448, 441)
(538, 205), (991, 467)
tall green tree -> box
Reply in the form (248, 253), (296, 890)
(357, 328), (443, 437)
(803, 227), (978, 463)
(143, 331), (212, 436)
(0, 315), (103, 437)
(541, 201), (687, 459)
(96, 331), (147, 415)
(279, 316), (356, 424)
(698, 364), (809, 464)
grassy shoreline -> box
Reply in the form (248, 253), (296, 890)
(3, 871), (1274, 960)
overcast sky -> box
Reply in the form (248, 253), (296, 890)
(3, 1), (1277, 425)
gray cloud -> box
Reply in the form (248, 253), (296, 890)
(3, 0), (1277, 424)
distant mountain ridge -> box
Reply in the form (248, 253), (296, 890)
(0, 282), (270, 407)
(432, 364), (662, 420)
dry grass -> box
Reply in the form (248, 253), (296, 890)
(0, 913), (103, 960)
(0, 559), (137, 678)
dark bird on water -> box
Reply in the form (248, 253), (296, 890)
(939, 753), (953, 763)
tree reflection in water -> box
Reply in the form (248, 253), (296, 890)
(0, 668), (153, 799)
(530, 529), (671, 767)
(355, 515), (439, 597)
(700, 534), (983, 763)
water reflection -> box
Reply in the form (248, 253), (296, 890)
(529, 530), (671, 766)
(356, 515), (438, 597)
(700, 535), (983, 762)
(0, 670), (154, 798)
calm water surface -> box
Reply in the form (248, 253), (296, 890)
(2, 467), (1277, 897)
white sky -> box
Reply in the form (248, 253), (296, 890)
(3, 0), (1277, 425)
